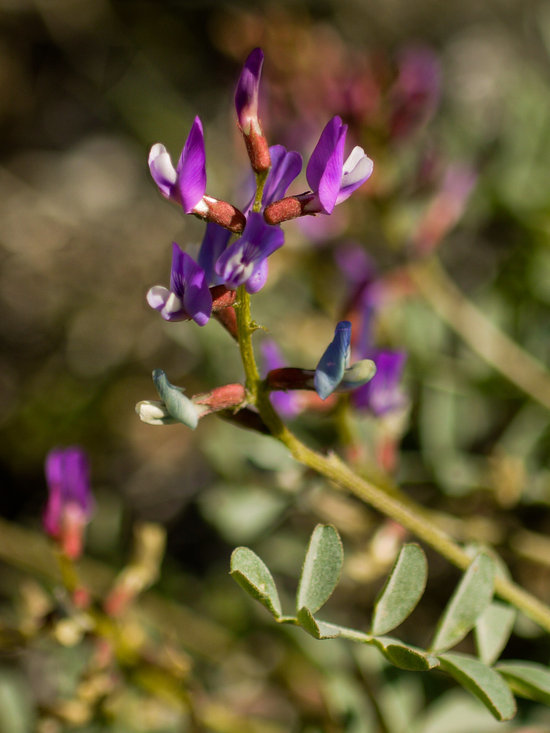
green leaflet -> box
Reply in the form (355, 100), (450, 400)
(430, 553), (495, 652)
(496, 661), (550, 705)
(371, 543), (428, 636)
(296, 524), (343, 615)
(438, 652), (516, 721)
(474, 601), (516, 666)
(230, 546), (282, 618)
(372, 636), (439, 672)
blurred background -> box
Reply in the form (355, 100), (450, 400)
(2, 0), (550, 730)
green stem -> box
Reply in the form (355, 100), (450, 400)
(235, 281), (550, 634)
(410, 257), (550, 411)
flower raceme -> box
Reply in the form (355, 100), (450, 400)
(43, 447), (93, 560)
(264, 116), (373, 225)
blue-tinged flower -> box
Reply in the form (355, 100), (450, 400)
(149, 116), (207, 214)
(314, 321), (352, 400)
(197, 222), (232, 286)
(151, 369), (199, 429)
(235, 48), (270, 173)
(215, 212), (284, 292)
(305, 116), (373, 214)
(147, 243), (212, 326)
(44, 446), (93, 559)
(352, 350), (407, 416)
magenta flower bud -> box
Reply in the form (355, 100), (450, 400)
(235, 48), (271, 172)
(147, 243), (212, 326)
(235, 48), (264, 136)
(44, 447), (93, 560)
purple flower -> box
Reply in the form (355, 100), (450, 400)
(262, 145), (302, 207)
(147, 243), (212, 326)
(44, 447), (93, 559)
(215, 212), (284, 292)
(198, 222), (232, 286)
(305, 116), (373, 215)
(352, 350), (407, 416)
(314, 321), (352, 399)
(390, 47), (441, 139)
(235, 48), (264, 136)
(149, 116), (207, 214)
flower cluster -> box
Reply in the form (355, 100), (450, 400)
(146, 48), (374, 327)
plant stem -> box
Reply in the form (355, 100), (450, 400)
(409, 257), (550, 411)
(236, 283), (550, 634)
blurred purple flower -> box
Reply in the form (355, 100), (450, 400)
(215, 212), (284, 292)
(390, 47), (441, 139)
(314, 321), (352, 399)
(261, 340), (302, 418)
(149, 116), (207, 214)
(44, 446), (93, 559)
(147, 243), (212, 326)
(305, 116), (373, 214)
(352, 350), (407, 416)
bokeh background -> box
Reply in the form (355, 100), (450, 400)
(2, 0), (550, 730)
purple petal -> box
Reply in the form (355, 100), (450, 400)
(198, 222), (231, 285)
(314, 321), (352, 399)
(169, 242), (187, 297)
(306, 117), (347, 213)
(235, 48), (264, 133)
(176, 116), (206, 213)
(148, 144), (178, 200)
(245, 257), (269, 294)
(181, 252), (212, 326)
(262, 145), (302, 207)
